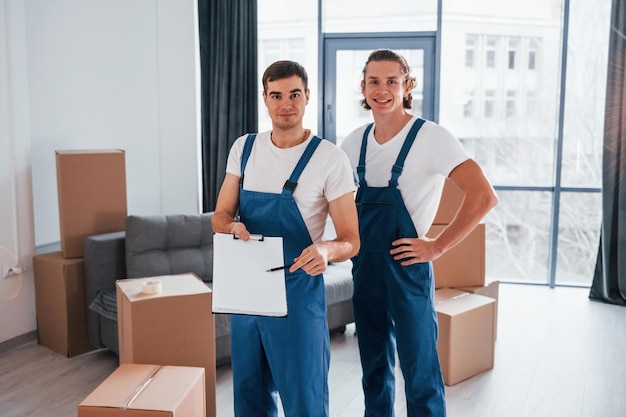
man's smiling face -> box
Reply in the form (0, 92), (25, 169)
(361, 60), (410, 114)
(263, 74), (309, 131)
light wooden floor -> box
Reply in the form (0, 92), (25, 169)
(1, 283), (625, 417)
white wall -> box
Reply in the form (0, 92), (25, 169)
(0, 0), (200, 343)
(28, 0), (201, 246)
(0, 0), (37, 343)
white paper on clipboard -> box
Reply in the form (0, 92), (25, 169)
(212, 232), (287, 316)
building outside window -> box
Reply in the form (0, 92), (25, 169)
(485, 36), (498, 68)
(506, 90), (516, 118)
(464, 90), (474, 118)
(528, 38), (539, 70)
(508, 37), (519, 69)
(484, 89), (495, 118)
(466, 35), (477, 68)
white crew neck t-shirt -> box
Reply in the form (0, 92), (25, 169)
(226, 130), (356, 242)
(341, 116), (469, 237)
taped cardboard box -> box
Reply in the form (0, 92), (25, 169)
(433, 179), (465, 224)
(56, 149), (127, 259)
(78, 364), (205, 417)
(456, 280), (500, 340)
(117, 274), (216, 417)
(427, 223), (485, 289)
(32, 252), (93, 357)
(435, 288), (495, 386)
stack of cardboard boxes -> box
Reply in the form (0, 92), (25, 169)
(79, 274), (217, 416)
(78, 280), (215, 415)
(32, 150), (127, 357)
(31, 150), (214, 415)
(115, 273), (217, 417)
(427, 180), (499, 386)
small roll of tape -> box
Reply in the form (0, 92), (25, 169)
(142, 280), (162, 295)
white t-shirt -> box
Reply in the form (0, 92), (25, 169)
(226, 130), (356, 242)
(341, 116), (469, 237)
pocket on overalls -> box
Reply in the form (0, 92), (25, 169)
(357, 202), (397, 253)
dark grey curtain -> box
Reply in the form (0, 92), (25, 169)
(589, 0), (626, 305)
(198, 0), (258, 212)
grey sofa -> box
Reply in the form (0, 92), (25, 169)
(83, 212), (354, 365)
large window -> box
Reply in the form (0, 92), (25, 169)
(257, 0), (611, 287)
(440, 0), (610, 286)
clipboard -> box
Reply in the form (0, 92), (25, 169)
(212, 232), (287, 316)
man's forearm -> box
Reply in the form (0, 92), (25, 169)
(320, 232), (360, 263)
(211, 211), (238, 234)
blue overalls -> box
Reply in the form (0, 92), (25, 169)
(352, 119), (446, 417)
(231, 134), (330, 417)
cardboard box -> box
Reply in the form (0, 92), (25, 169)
(456, 280), (500, 340)
(56, 149), (127, 259)
(427, 223), (485, 289)
(32, 252), (93, 357)
(78, 364), (205, 417)
(435, 288), (495, 386)
(433, 179), (465, 224)
(117, 274), (216, 417)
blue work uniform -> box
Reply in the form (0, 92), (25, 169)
(352, 119), (446, 417)
(231, 134), (330, 417)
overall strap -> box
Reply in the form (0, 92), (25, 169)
(389, 118), (426, 187)
(356, 123), (374, 187)
(239, 133), (257, 188)
(283, 136), (323, 196)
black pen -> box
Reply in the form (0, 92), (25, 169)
(266, 264), (294, 272)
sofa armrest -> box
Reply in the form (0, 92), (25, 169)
(84, 231), (127, 347)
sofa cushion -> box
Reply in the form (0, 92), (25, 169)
(125, 213), (214, 282)
(324, 260), (353, 305)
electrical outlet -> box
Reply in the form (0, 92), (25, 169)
(2, 265), (23, 279)
(2, 265), (11, 279)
